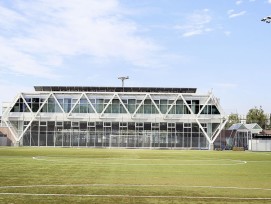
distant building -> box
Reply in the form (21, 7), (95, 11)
(249, 129), (271, 151)
(0, 116), (12, 146)
(224, 123), (262, 150)
(0, 86), (227, 149)
(239, 115), (247, 124)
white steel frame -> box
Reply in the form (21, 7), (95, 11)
(1, 91), (228, 148)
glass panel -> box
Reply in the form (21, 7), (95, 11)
(32, 98), (40, 112)
(211, 105), (220, 114)
(168, 104), (176, 114)
(96, 99), (104, 113)
(160, 99), (168, 114)
(128, 99), (136, 113)
(176, 100), (183, 114)
(47, 98), (55, 112)
(88, 122), (95, 127)
(184, 105), (190, 114)
(112, 99), (120, 113)
(72, 97), (95, 113)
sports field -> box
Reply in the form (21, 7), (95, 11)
(0, 147), (270, 203)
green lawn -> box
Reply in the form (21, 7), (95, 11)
(0, 147), (270, 203)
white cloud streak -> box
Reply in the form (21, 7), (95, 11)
(227, 10), (246, 18)
(174, 9), (212, 37)
(224, 31), (231, 36)
(0, 0), (166, 78)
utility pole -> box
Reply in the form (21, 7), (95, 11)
(118, 76), (129, 91)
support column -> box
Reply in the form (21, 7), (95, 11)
(14, 141), (20, 147)
(209, 142), (214, 150)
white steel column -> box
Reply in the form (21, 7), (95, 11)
(17, 93), (52, 142)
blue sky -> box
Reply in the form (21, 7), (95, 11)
(0, 0), (271, 115)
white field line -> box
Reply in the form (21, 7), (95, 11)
(32, 156), (271, 165)
(32, 157), (48, 161)
(245, 161), (271, 163)
(0, 184), (271, 191)
(32, 157), (247, 165)
(76, 162), (246, 166)
(32, 157), (244, 161)
(0, 192), (270, 200)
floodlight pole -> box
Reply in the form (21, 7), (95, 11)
(118, 76), (129, 91)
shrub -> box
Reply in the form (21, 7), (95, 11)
(232, 146), (245, 151)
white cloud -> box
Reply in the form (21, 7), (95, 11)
(0, 37), (55, 78)
(236, 0), (243, 5)
(269, 0), (271, 3)
(181, 30), (203, 37)
(0, 5), (26, 29)
(0, 0), (167, 78)
(224, 31), (231, 36)
(174, 9), (212, 37)
(227, 10), (234, 15)
(228, 10), (246, 18)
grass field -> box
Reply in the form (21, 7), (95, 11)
(0, 147), (270, 203)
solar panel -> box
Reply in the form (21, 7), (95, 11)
(34, 86), (197, 93)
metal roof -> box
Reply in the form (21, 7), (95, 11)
(34, 86), (197, 93)
(228, 123), (263, 133)
(244, 123), (262, 130)
(228, 123), (248, 131)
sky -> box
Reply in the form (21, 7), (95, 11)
(0, 0), (271, 115)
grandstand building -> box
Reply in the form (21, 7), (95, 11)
(1, 86), (227, 149)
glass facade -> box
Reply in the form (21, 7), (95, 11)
(3, 86), (226, 149)
(11, 96), (220, 115)
(21, 121), (213, 149)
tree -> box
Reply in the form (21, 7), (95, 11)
(246, 106), (268, 129)
(225, 113), (240, 129)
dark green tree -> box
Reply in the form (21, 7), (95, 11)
(225, 113), (240, 129)
(246, 106), (268, 129)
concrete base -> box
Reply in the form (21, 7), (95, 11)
(209, 143), (214, 150)
(14, 141), (20, 147)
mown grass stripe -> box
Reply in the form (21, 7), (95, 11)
(0, 184), (271, 191)
(0, 192), (271, 200)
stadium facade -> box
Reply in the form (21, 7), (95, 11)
(1, 86), (227, 149)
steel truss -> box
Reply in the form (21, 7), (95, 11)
(2, 91), (228, 149)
